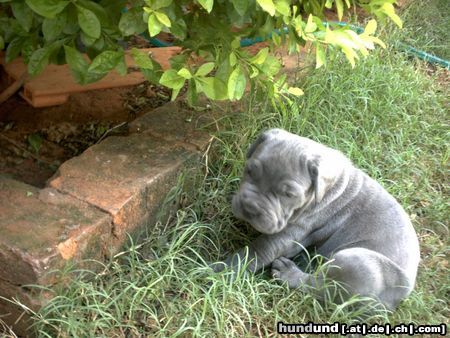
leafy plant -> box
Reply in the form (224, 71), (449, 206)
(0, 0), (402, 105)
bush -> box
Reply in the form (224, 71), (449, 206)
(0, 0), (402, 104)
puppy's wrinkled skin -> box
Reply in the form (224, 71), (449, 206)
(214, 129), (420, 310)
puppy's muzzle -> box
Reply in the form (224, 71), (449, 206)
(232, 193), (261, 219)
(232, 188), (284, 234)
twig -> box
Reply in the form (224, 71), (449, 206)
(95, 121), (127, 144)
(202, 136), (216, 181)
(0, 71), (28, 105)
(0, 133), (55, 166)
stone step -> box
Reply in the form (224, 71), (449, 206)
(0, 101), (214, 336)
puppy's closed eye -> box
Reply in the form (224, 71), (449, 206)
(279, 182), (301, 198)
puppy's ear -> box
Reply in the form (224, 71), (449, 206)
(246, 132), (268, 159)
(307, 158), (326, 205)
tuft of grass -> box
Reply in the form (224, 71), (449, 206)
(395, 0), (450, 60)
(24, 4), (449, 337)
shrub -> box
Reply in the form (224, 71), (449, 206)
(0, 0), (402, 104)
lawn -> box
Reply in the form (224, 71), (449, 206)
(16, 1), (450, 336)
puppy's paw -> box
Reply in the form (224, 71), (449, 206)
(271, 257), (303, 289)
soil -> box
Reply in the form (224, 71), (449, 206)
(0, 66), (171, 188)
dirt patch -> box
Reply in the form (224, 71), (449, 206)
(0, 67), (171, 188)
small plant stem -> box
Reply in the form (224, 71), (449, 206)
(95, 122), (127, 144)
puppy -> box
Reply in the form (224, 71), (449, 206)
(214, 129), (420, 310)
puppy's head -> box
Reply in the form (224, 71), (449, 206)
(232, 129), (347, 235)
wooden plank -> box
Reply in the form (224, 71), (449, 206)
(0, 47), (181, 107)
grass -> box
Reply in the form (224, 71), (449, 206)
(396, 0), (450, 60)
(6, 1), (449, 337)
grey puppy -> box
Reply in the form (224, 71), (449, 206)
(214, 129), (420, 310)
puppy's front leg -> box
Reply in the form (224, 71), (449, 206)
(213, 224), (308, 273)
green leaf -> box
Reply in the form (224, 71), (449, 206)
(141, 59), (163, 84)
(177, 68), (192, 79)
(0, 36), (4, 50)
(169, 54), (189, 70)
(261, 55), (281, 76)
(80, 31), (97, 47)
(341, 45), (358, 68)
(315, 44), (325, 69)
(78, 0), (110, 26)
(186, 80), (198, 106)
(11, 2), (33, 32)
(25, 0), (69, 18)
(227, 66), (246, 100)
(287, 87), (304, 96)
(131, 48), (153, 69)
(381, 3), (402, 28)
(5, 37), (25, 63)
(196, 77), (227, 100)
(145, 0), (173, 10)
(119, 8), (147, 36)
(64, 45), (89, 83)
(229, 52), (237, 66)
(335, 0), (344, 21)
(88, 50), (123, 74)
(364, 19), (377, 35)
(231, 0), (248, 16)
(42, 13), (67, 42)
(28, 47), (51, 76)
(115, 57), (127, 76)
(148, 13), (163, 37)
(336, 0), (344, 21)
(159, 69), (185, 89)
(195, 62), (215, 76)
(77, 5), (101, 39)
(231, 38), (240, 50)
(250, 47), (269, 65)
(27, 133), (43, 153)
(370, 36), (386, 49)
(215, 58), (231, 83)
(272, 31), (281, 45)
(171, 87), (181, 101)
(63, 5), (80, 34)
(21, 42), (34, 64)
(274, 0), (290, 16)
(305, 14), (317, 33)
(155, 11), (171, 27)
(256, 0), (275, 16)
(197, 0), (214, 13)
(171, 18), (187, 40)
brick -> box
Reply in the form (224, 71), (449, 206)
(0, 177), (113, 284)
(1, 102), (214, 335)
(128, 101), (215, 151)
(48, 134), (200, 247)
(0, 277), (45, 336)
(0, 176), (112, 334)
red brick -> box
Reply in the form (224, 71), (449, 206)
(128, 101), (215, 151)
(0, 176), (112, 334)
(48, 134), (200, 247)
